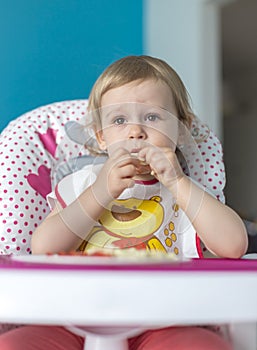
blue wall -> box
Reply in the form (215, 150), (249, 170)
(0, 0), (143, 131)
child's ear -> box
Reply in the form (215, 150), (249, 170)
(177, 119), (188, 148)
(95, 130), (107, 150)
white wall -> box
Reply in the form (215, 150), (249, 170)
(144, 0), (223, 138)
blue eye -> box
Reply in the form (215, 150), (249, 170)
(146, 114), (159, 122)
(114, 117), (126, 125)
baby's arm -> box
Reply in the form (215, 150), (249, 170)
(31, 185), (105, 254)
(138, 146), (248, 258)
(31, 148), (140, 254)
(174, 176), (248, 258)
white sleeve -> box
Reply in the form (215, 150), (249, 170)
(47, 190), (58, 211)
(47, 164), (103, 209)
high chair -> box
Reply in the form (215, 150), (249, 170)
(0, 100), (256, 349)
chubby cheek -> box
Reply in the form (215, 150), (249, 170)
(105, 137), (128, 156)
(98, 127), (123, 152)
(149, 131), (177, 152)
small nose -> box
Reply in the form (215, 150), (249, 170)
(128, 123), (146, 139)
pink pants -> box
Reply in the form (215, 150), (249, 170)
(0, 325), (232, 349)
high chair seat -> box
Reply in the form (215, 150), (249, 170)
(0, 99), (226, 256)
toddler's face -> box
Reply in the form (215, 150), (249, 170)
(96, 79), (179, 156)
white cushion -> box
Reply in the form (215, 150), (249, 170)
(0, 100), (88, 254)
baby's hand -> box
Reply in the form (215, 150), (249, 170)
(92, 148), (139, 205)
(138, 146), (184, 193)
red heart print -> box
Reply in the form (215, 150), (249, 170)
(27, 165), (52, 199)
(37, 128), (58, 157)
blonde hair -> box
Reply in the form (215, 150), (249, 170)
(88, 55), (194, 126)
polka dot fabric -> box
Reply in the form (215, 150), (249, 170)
(0, 102), (225, 256)
(0, 100), (89, 255)
(182, 118), (226, 204)
(195, 132), (226, 203)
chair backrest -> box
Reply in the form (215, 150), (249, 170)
(0, 100), (89, 254)
(0, 100), (225, 255)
